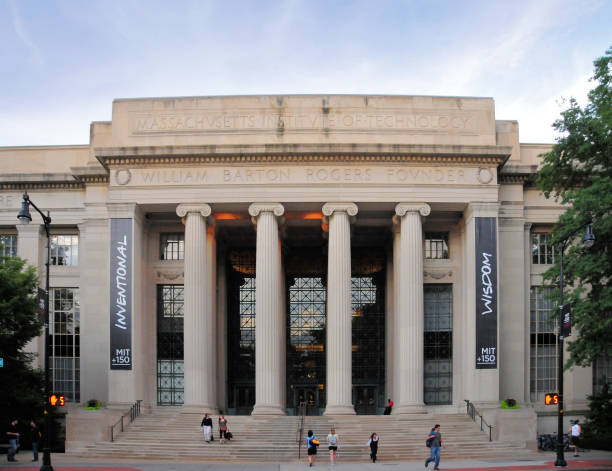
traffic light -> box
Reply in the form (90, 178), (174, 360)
(48, 394), (65, 407)
(544, 393), (559, 405)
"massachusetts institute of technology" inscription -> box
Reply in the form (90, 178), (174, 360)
(130, 110), (479, 135)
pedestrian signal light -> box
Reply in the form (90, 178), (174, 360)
(544, 393), (559, 405)
(49, 394), (65, 406)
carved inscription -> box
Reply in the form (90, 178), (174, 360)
(130, 110), (477, 135)
(113, 166), (493, 187)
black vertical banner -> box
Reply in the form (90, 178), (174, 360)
(110, 218), (132, 370)
(561, 305), (572, 338)
(475, 217), (498, 369)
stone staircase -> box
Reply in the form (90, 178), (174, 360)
(72, 411), (538, 462)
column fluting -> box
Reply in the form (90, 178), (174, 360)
(323, 202), (358, 415)
(176, 203), (216, 410)
(249, 203), (286, 415)
(393, 202), (430, 414)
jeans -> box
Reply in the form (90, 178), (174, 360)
(425, 446), (441, 468)
(7, 439), (17, 461)
(32, 442), (39, 461)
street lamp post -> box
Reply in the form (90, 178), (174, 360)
(554, 223), (595, 468)
(17, 192), (54, 471)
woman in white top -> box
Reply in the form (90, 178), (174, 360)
(327, 428), (339, 465)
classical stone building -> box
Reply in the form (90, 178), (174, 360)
(1, 95), (607, 432)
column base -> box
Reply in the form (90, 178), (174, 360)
(324, 404), (356, 415)
(251, 404), (287, 416)
(393, 403), (427, 415)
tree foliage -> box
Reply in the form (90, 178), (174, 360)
(536, 46), (612, 368)
(0, 253), (44, 436)
(582, 384), (612, 450)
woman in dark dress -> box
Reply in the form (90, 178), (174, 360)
(368, 432), (379, 463)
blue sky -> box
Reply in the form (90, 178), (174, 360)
(1, 0), (610, 146)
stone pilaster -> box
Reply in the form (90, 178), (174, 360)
(393, 202), (430, 414)
(176, 203), (216, 410)
(322, 202), (358, 415)
(249, 203), (286, 415)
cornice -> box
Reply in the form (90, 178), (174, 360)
(95, 144), (511, 169)
(498, 164), (538, 186)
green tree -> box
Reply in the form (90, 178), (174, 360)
(536, 46), (612, 368)
(0, 252), (44, 437)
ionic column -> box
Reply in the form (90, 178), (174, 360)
(323, 202), (358, 415)
(176, 203), (216, 410)
(393, 203), (430, 414)
(249, 203), (286, 415)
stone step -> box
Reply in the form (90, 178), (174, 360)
(74, 411), (537, 462)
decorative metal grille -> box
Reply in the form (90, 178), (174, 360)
(227, 250), (256, 413)
(157, 285), (184, 405)
(425, 232), (450, 259)
(287, 276), (327, 413)
(352, 271), (385, 414)
(530, 286), (557, 402)
(0, 234), (17, 257)
(160, 233), (184, 260)
(49, 288), (80, 402)
(424, 284), (452, 405)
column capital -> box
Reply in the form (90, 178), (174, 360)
(248, 203), (285, 218)
(176, 203), (212, 218)
(322, 202), (358, 217)
(395, 203), (430, 217)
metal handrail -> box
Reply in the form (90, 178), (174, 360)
(296, 401), (307, 459)
(110, 399), (142, 442)
(464, 399), (493, 442)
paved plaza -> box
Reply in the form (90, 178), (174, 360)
(1, 450), (612, 471)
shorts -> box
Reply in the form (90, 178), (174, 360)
(570, 436), (580, 447)
(329, 445), (337, 451)
(308, 447), (317, 456)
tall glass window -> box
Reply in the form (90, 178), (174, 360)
(424, 285), (453, 404)
(425, 232), (449, 259)
(160, 233), (184, 260)
(530, 286), (558, 402)
(351, 248), (385, 415)
(593, 355), (612, 394)
(157, 285), (184, 405)
(0, 234), (17, 257)
(227, 250), (256, 414)
(50, 235), (79, 266)
(532, 233), (556, 265)
(50, 288), (80, 402)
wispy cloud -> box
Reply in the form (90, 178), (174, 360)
(8, 0), (43, 67)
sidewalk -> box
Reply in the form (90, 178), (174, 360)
(1, 450), (611, 471)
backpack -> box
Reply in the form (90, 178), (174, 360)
(426, 437), (433, 448)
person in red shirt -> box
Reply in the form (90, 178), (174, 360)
(384, 398), (393, 415)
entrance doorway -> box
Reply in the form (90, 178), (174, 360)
(294, 386), (321, 415)
(353, 385), (378, 415)
(286, 274), (327, 415)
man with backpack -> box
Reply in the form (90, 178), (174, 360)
(425, 424), (445, 470)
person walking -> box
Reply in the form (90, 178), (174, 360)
(327, 427), (339, 465)
(306, 430), (319, 467)
(200, 412), (213, 443)
(367, 432), (379, 463)
(568, 419), (582, 457)
(6, 419), (19, 462)
(218, 415), (229, 444)
(29, 420), (40, 462)
(384, 398), (393, 415)
(425, 424), (445, 470)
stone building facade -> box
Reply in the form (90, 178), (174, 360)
(0, 95), (602, 432)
